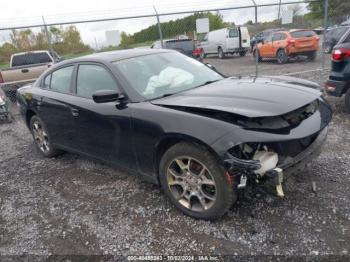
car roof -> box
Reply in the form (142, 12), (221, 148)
(288, 29), (314, 32)
(73, 49), (172, 63)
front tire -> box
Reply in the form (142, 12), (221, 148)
(30, 115), (62, 157)
(218, 47), (225, 59)
(307, 51), (317, 61)
(159, 142), (236, 220)
(239, 51), (247, 57)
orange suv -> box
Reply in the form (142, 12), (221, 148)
(254, 29), (320, 64)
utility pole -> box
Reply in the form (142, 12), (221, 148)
(252, 0), (258, 77)
(94, 37), (98, 51)
(277, 0), (282, 24)
(322, 0), (329, 70)
(153, 6), (164, 48)
(42, 16), (55, 62)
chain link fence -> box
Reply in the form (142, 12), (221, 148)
(0, 0), (340, 119)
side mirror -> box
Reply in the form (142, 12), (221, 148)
(92, 90), (124, 103)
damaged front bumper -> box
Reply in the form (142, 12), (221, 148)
(207, 96), (332, 197)
(278, 126), (327, 175)
(223, 126), (328, 196)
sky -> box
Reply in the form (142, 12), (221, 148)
(0, 0), (308, 47)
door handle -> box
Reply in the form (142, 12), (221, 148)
(21, 69), (29, 73)
(71, 108), (79, 117)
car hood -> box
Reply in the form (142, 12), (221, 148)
(151, 76), (322, 118)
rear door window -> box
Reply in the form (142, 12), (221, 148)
(290, 30), (315, 38)
(50, 66), (74, 93)
(265, 34), (273, 42)
(333, 27), (348, 40)
(272, 33), (282, 41)
(229, 29), (238, 38)
(12, 52), (52, 67)
(76, 64), (118, 99)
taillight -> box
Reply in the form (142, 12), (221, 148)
(332, 48), (350, 61)
(324, 83), (336, 92)
(287, 39), (295, 45)
(0, 72), (3, 83)
(315, 36), (320, 41)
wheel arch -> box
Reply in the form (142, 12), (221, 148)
(154, 134), (221, 181)
(25, 109), (36, 128)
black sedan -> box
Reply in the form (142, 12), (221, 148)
(17, 49), (332, 220)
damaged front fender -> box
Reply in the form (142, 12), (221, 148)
(211, 98), (332, 160)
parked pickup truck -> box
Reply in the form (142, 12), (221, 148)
(0, 50), (61, 102)
(151, 38), (195, 57)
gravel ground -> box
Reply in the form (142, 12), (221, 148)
(204, 49), (331, 77)
(0, 58), (350, 259)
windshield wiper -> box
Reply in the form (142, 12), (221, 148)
(149, 93), (176, 101)
(195, 79), (220, 88)
(149, 80), (221, 101)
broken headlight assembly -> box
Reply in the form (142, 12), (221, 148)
(237, 100), (319, 134)
(224, 100), (321, 197)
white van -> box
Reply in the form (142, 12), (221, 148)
(199, 27), (250, 59)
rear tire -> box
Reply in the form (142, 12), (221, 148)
(324, 44), (333, 54)
(307, 51), (317, 61)
(218, 47), (225, 59)
(276, 49), (288, 64)
(159, 142), (236, 220)
(345, 88), (350, 114)
(29, 115), (63, 158)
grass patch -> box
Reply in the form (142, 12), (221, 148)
(0, 62), (9, 69)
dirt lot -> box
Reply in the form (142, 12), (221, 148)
(0, 55), (349, 259)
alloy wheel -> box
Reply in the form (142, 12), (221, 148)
(324, 45), (332, 54)
(32, 120), (50, 153)
(166, 157), (217, 212)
